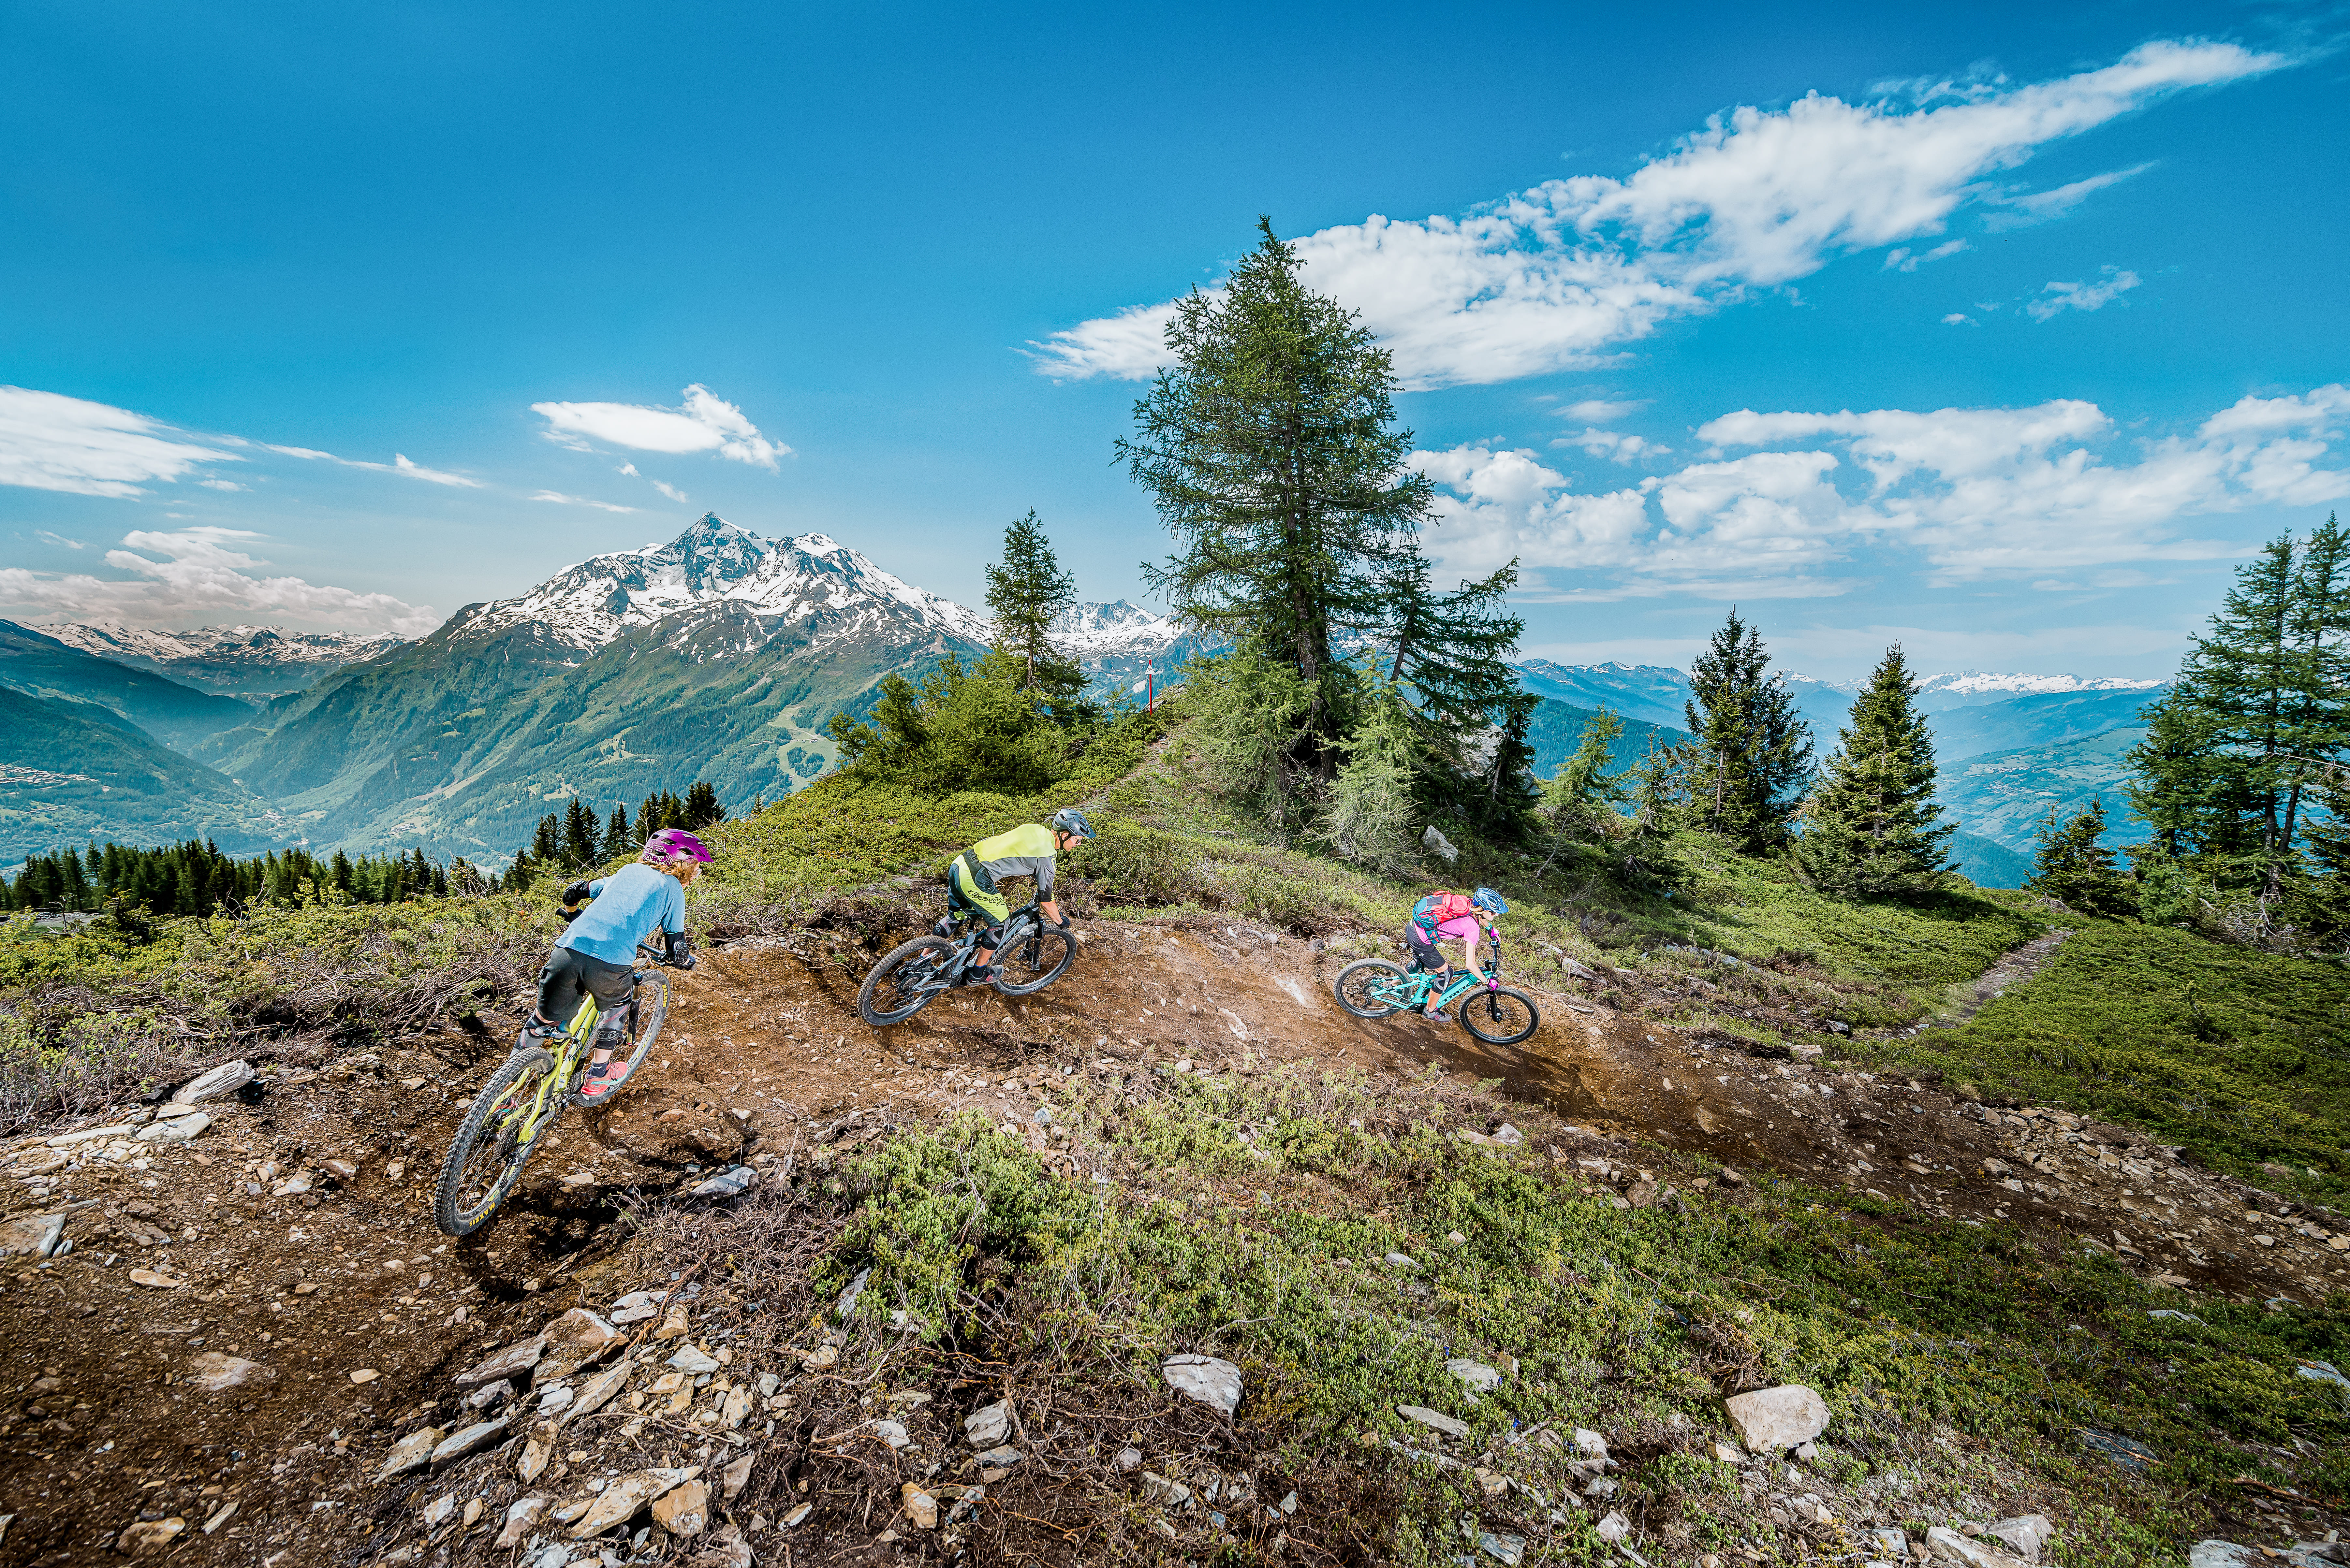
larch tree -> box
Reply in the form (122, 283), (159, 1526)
(983, 511), (1092, 718)
(1791, 644), (1954, 897)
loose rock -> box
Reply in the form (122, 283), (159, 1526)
(1447, 1359), (1501, 1394)
(692, 1165), (757, 1198)
(117, 1517), (185, 1554)
(720, 1451), (755, 1499)
(900, 1482), (938, 1529)
(177, 1060), (255, 1102)
(136, 1115), (210, 1144)
(0, 1213), (65, 1258)
(651, 1477), (709, 1537)
(1925, 1526), (2033, 1568)
(1986, 1514), (2054, 1563)
(495, 1496), (548, 1549)
(1723, 1385), (1829, 1451)
(565, 1361), (631, 1425)
(964, 1398), (1013, 1447)
(537, 1308), (623, 1380)
(431, 1416), (509, 1464)
(569, 1467), (698, 1537)
(374, 1426), (446, 1482)
(185, 1352), (273, 1393)
(1163, 1354), (1243, 1416)
(456, 1335), (545, 1387)
(1397, 1405), (1469, 1440)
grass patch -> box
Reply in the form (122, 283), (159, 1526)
(1856, 919), (2350, 1203)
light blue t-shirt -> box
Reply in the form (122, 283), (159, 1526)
(557, 864), (687, 965)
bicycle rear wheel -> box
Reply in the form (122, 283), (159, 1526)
(993, 915), (1075, 995)
(1334, 959), (1410, 1019)
(621, 972), (669, 1077)
(1458, 986), (1541, 1046)
(859, 935), (957, 1026)
(436, 1045), (558, 1238)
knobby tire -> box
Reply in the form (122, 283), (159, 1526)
(993, 915), (1076, 996)
(859, 935), (957, 1027)
(435, 1045), (557, 1238)
(1334, 958), (1409, 1019)
(1458, 986), (1541, 1046)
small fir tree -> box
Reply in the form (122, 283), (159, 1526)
(600, 805), (632, 861)
(1792, 644), (1955, 897)
(983, 511), (1093, 719)
(2025, 801), (2137, 918)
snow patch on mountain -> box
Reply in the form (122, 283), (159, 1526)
(1914, 671), (2167, 698)
(1049, 600), (1185, 656)
(458, 514), (991, 652)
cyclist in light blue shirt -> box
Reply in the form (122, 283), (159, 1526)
(525, 827), (709, 1102)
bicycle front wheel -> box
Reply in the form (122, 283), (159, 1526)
(436, 1045), (558, 1238)
(1458, 987), (1541, 1046)
(859, 935), (956, 1026)
(994, 916), (1076, 996)
(1335, 959), (1409, 1019)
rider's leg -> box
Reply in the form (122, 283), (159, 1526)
(528, 951), (590, 1041)
(1405, 927), (1448, 1017)
(563, 955), (639, 1098)
(951, 860), (1011, 982)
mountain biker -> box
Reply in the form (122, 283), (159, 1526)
(1406, 886), (1508, 1023)
(949, 807), (1095, 986)
(523, 827), (709, 1102)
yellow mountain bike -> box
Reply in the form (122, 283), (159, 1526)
(434, 940), (677, 1237)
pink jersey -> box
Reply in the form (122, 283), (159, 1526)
(1431, 914), (1482, 940)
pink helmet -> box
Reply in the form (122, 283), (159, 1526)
(645, 828), (713, 864)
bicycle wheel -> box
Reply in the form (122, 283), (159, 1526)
(859, 935), (957, 1026)
(436, 1045), (559, 1238)
(1334, 959), (1410, 1019)
(1458, 986), (1541, 1046)
(994, 916), (1076, 996)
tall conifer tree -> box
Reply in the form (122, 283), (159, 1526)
(1680, 610), (1813, 852)
(1792, 644), (1953, 896)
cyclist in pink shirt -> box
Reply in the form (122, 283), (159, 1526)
(1404, 886), (1509, 1022)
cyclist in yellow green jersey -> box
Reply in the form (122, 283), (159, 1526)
(948, 807), (1095, 985)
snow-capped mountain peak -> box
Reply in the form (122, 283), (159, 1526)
(1048, 600), (1184, 656)
(459, 514), (991, 650)
(1914, 671), (2167, 698)
(44, 621), (402, 667)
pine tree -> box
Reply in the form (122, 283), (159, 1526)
(1541, 710), (1630, 837)
(1384, 553), (1534, 828)
(1681, 610), (1814, 853)
(983, 512), (1092, 719)
(683, 781), (726, 831)
(561, 798), (597, 868)
(1119, 217), (1434, 773)
(1306, 677), (1422, 871)
(1792, 645), (1955, 897)
(600, 805), (632, 861)
(2026, 801), (2137, 918)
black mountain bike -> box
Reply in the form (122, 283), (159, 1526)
(857, 903), (1076, 1026)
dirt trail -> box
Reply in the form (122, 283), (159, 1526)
(2, 916), (2343, 1561)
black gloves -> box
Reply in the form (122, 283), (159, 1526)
(562, 880), (594, 907)
(666, 932), (695, 969)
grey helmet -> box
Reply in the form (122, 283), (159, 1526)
(1051, 807), (1096, 841)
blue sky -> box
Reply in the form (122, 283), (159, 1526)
(1, 0), (2344, 680)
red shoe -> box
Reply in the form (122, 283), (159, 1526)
(579, 1060), (635, 1103)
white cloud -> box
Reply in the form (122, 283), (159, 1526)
(1982, 163), (2157, 229)
(0, 526), (438, 635)
(263, 443), (483, 487)
(1562, 398), (1650, 423)
(652, 480), (688, 503)
(2026, 266), (2141, 321)
(1413, 383), (2350, 598)
(1033, 40), (2280, 386)
(530, 384), (789, 470)
(0, 385), (242, 497)
(1882, 239), (1970, 271)
(618, 462), (639, 476)
(531, 490), (639, 514)
(1943, 312), (1978, 326)
(33, 530), (84, 550)
(1557, 428), (1672, 463)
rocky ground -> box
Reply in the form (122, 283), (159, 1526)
(1, 915), (2344, 1564)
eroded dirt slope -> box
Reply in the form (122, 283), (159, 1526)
(1, 913), (2344, 1562)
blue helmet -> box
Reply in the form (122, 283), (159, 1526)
(1471, 887), (1509, 916)
(1051, 807), (1096, 841)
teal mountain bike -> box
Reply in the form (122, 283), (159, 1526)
(1333, 940), (1541, 1046)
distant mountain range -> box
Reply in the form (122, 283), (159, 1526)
(0, 514), (2170, 887)
(41, 621), (401, 699)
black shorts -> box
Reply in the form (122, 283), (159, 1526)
(1405, 924), (1446, 973)
(536, 946), (636, 1035)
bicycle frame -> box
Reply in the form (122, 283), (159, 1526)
(1379, 938), (1509, 1011)
(500, 957), (653, 1147)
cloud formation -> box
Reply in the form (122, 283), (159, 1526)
(531, 385), (789, 470)
(1032, 40), (2279, 387)
(0, 385), (242, 497)
(0, 526), (439, 635)
(2026, 266), (2142, 320)
(261, 444), (481, 487)
(1415, 385), (2350, 600)
(530, 489), (638, 513)
(1982, 163), (2156, 229)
